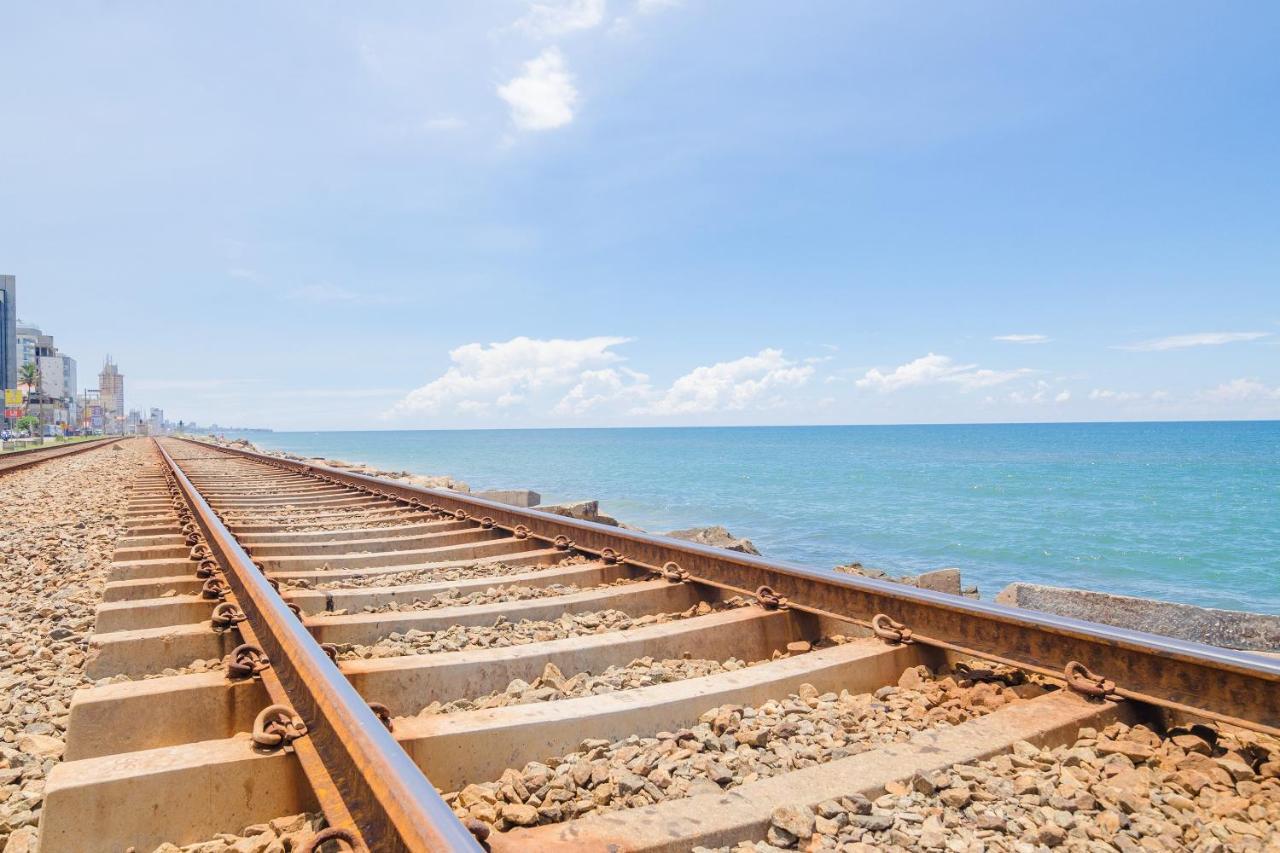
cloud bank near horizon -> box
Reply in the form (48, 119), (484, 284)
(361, 335), (1280, 429)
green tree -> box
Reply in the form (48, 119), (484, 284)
(15, 415), (40, 435)
(18, 361), (41, 397)
(15, 362), (42, 431)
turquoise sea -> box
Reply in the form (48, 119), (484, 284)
(222, 422), (1280, 615)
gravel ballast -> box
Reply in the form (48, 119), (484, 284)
(224, 505), (419, 532)
(313, 578), (638, 617)
(0, 439), (153, 852)
(149, 812), (324, 853)
(704, 720), (1280, 852)
(295, 556), (589, 591)
(335, 597), (751, 661)
(418, 654), (776, 717)
(444, 664), (1032, 832)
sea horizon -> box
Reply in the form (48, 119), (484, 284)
(220, 417), (1280, 433)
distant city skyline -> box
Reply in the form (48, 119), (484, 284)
(0, 273), (179, 434)
(2, 4), (1278, 430)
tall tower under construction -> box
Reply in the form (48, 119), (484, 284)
(99, 356), (124, 433)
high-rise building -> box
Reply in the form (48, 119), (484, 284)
(0, 275), (15, 392)
(62, 356), (77, 402)
(16, 322), (47, 370)
(99, 356), (125, 433)
(148, 407), (164, 435)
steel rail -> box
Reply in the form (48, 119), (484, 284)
(182, 436), (1280, 737)
(0, 436), (123, 475)
(156, 439), (483, 853)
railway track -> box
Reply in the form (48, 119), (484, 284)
(0, 436), (120, 475)
(40, 436), (1280, 852)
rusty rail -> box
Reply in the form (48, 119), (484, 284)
(0, 436), (122, 475)
(182, 436), (1280, 737)
(156, 440), (483, 853)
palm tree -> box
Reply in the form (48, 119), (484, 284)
(19, 361), (41, 398)
(18, 362), (41, 430)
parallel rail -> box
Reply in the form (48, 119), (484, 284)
(0, 436), (121, 475)
(40, 435), (1280, 851)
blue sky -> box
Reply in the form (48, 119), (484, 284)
(1, 1), (1277, 430)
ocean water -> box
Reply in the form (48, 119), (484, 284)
(222, 422), (1280, 614)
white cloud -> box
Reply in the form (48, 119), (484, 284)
(553, 367), (652, 415)
(952, 368), (1035, 390)
(1079, 383), (1280, 414)
(390, 336), (629, 415)
(993, 333), (1049, 344)
(1089, 389), (1144, 402)
(1200, 378), (1280, 403)
(498, 48), (579, 131)
(388, 339), (818, 421)
(1116, 331), (1269, 352)
(611, 0), (681, 35)
(496, 391), (525, 408)
(856, 354), (966, 391)
(855, 353), (1031, 393)
(1009, 380), (1067, 405)
(1006, 380), (1063, 405)
(515, 0), (606, 37)
(641, 349), (813, 415)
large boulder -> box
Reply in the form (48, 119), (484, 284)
(664, 525), (760, 556)
(475, 489), (541, 508)
(834, 561), (889, 580)
(396, 473), (471, 493)
(537, 500), (621, 527)
(835, 563), (977, 598)
(904, 567), (962, 595)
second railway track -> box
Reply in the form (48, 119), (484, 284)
(41, 436), (1280, 852)
(0, 436), (121, 475)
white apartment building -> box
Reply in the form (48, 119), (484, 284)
(15, 322), (80, 430)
